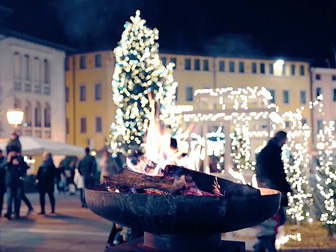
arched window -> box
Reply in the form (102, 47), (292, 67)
(44, 103), (51, 127)
(23, 55), (30, 81)
(24, 101), (32, 126)
(14, 52), (21, 79)
(34, 102), (41, 127)
(43, 59), (50, 83)
(34, 57), (41, 83)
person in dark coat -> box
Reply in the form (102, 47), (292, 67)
(6, 133), (33, 216)
(4, 151), (26, 219)
(254, 131), (292, 252)
(18, 154), (34, 216)
(78, 147), (97, 207)
(0, 150), (6, 218)
(36, 152), (57, 214)
(6, 132), (22, 154)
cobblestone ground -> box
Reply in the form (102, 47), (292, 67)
(0, 192), (111, 252)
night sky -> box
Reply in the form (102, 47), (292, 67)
(1, 0), (336, 66)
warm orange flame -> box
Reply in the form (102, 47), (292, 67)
(127, 93), (191, 175)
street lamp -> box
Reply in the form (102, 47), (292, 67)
(0, 94), (24, 129)
(6, 106), (24, 128)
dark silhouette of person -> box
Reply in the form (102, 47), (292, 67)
(17, 154), (34, 216)
(4, 151), (25, 219)
(0, 150), (6, 218)
(78, 147), (97, 207)
(6, 132), (22, 154)
(6, 132), (33, 216)
(36, 152), (57, 214)
(254, 131), (292, 252)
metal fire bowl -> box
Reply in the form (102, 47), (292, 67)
(85, 185), (280, 235)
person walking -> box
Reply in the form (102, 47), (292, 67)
(0, 150), (6, 218)
(17, 154), (34, 216)
(66, 159), (76, 195)
(100, 151), (119, 184)
(78, 147), (97, 207)
(254, 131), (292, 252)
(74, 167), (84, 207)
(4, 151), (25, 219)
(36, 152), (57, 214)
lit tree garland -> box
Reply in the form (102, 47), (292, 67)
(310, 96), (336, 234)
(230, 122), (253, 172)
(109, 10), (178, 155)
(281, 110), (313, 223)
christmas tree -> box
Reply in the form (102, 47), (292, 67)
(109, 10), (178, 156)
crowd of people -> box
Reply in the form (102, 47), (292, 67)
(0, 132), (123, 220)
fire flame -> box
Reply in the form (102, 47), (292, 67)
(126, 93), (191, 175)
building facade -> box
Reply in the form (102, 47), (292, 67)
(66, 50), (311, 151)
(65, 51), (116, 149)
(0, 33), (67, 143)
(311, 68), (336, 146)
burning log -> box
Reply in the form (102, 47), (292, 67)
(104, 165), (261, 197)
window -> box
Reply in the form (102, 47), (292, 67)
(66, 118), (69, 134)
(34, 103), (41, 127)
(14, 52), (21, 79)
(80, 55), (86, 69)
(283, 90), (289, 104)
(229, 61), (235, 72)
(95, 83), (102, 100)
(219, 61), (225, 72)
(24, 101), (32, 126)
(96, 116), (102, 133)
(291, 64), (295, 75)
(285, 121), (290, 128)
(65, 57), (69, 71)
(44, 104), (51, 127)
(300, 65), (305, 76)
(333, 75), (336, 81)
(203, 60), (209, 71)
(66, 87), (69, 102)
(300, 90), (306, 104)
(185, 58), (191, 70)
(186, 86), (193, 101)
(282, 64), (286, 76)
(260, 63), (265, 74)
(80, 117), (87, 133)
(269, 89), (276, 103)
(80, 85), (86, 101)
(302, 119), (307, 125)
(24, 55), (30, 81)
(161, 57), (167, 66)
(170, 58), (177, 69)
(34, 57), (41, 83)
(43, 59), (50, 83)
(316, 87), (322, 98)
(317, 120), (323, 131)
(252, 62), (257, 73)
(95, 54), (102, 67)
(316, 74), (321, 80)
(175, 87), (178, 101)
(194, 59), (200, 71)
(333, 88), (336, 101)
(239, 62), (244, 73)
(269, 63), (274, 74)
